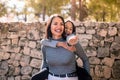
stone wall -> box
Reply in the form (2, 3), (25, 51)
(0, 22), (120, 80)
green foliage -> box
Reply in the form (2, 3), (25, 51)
(0, 3), (7, 17)
(28, 0), (69, 16)
(1, 0), (119, 22)
(87, 0), (120, 22)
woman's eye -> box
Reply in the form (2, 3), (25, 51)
(60, 23), (64, 26)
(54, 22), (57, 25)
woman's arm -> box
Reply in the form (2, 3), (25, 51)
(41, 45), (48, 69)
(74, 42), (90, 73)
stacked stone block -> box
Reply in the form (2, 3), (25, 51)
(0, 22), (120, 80)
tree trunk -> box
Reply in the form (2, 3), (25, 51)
(71, 0), (76, 21)
(79, 0), (82, 21)
(24, 14), (27, 22)
(42, 6), (46, 21)
(79, 0), (88, 21)
(102, 10), (106, 22)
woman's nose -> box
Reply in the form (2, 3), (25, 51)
(57, 24), (62, 27)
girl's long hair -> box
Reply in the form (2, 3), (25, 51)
(65, 20), (76, 34)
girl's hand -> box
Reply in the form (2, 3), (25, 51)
(67, 34), (78, 46)
(57, 42), (76, 52)
(67, 45), (76, 52)
(67, 36), (78, 46)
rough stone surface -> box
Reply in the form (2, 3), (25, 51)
(112, 60), (120, 79)
(0, 22), (120, 80)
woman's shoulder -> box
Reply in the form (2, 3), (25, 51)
(41, 45), (47, 50)
(40, 38), (50, 43)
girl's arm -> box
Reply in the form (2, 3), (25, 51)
(40, 39), (58, 48)
(74, 42), (90, 73)
(41, 39), (76, 52)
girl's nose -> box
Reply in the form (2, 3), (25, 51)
(67, 29), (70, 32)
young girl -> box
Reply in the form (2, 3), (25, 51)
(41, 20), (90, 73)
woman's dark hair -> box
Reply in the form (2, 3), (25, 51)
(65, 20), (76, 34)
(45, 15), (66, 40)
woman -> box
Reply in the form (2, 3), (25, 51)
(41, 15), (78, 80)
(41, 20), (90, 73)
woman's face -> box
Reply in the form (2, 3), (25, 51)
(65, 22), (73, 35)
(51, 17), (64, 39)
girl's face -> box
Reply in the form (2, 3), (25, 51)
(51, 17), (64, 39)
(65, 22), (73, 35)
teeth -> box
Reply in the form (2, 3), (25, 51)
(55, 29), (61, 32)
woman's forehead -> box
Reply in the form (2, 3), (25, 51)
(52, 17), (63, 23)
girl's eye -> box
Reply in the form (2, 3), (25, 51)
(70, 28), (73, 30)
(65, 26), (68, 29)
